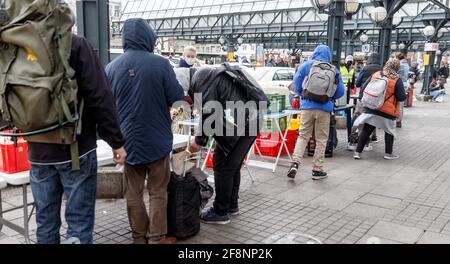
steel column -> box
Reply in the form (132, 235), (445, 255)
(327, 0), (345, 68)
(345, 30), (355, 57)
(422, 51), (436, 95)
(76, 0), (110, 66)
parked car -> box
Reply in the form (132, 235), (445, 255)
(252, 67), (296, 104)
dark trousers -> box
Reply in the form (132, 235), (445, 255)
(213, 136), (256, 216)
(356, 124), (394, 154)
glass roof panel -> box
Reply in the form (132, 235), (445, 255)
(120, 0), (425, 23)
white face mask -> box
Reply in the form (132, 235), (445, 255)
(185, 57), (196, 66)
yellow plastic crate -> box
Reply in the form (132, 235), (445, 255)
(289, 115), (301, 131)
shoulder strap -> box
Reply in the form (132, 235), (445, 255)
(384, 77), (398, 103)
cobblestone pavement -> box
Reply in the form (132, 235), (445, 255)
(2, 88), (450, 244)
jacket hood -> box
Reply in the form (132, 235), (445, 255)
(311, 45), (331, 62)
(122, 18), (156, 52)
(367, 53), (381, 65)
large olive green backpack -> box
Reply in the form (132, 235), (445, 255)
(0, 0), (83, 170)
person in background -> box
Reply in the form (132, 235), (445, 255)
(106, 18), (184, 244)
(356, 53), (382, 90)
(178, 46), (198, 68)
(438, 61), (449, 84)
(353, 59), (407, 160)
(396, 52), (409, 128)
(338, 55), (356, 106)
(409, 62), (420, 84)
(267, 58), (275, 67)
(241, 56), (250, 64)
(430, 78), (446, 102)
(287, 45), (345, 180)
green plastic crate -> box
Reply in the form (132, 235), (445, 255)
(266, 94), (286, 114)
(260, 116), (287, 132)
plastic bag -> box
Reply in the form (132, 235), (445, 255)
(172, 151), (196, 176)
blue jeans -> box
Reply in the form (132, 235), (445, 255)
(30, 151), (98, 244)
(431, 90), (444, 101)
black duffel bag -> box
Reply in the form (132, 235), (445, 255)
(167, 171), (200, 239)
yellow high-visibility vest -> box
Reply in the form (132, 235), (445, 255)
(340, 66), (355, 85)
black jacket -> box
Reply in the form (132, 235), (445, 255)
(409, 66), (420, 83)
(430, 81), (445, 92)
(356, 53), (382, 92)
(28, 35), (126, 163)
(191, 67), (259, 156)
(438, 66), (449, 79)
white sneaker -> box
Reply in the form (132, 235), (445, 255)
(384, 154), (399, 160)
(353, 152), (361, 160)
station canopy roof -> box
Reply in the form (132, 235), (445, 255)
(121, 0), (430, 22)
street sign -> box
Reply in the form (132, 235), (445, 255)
(424, 43), (439, 52)
(362, 44), (370, 53)
(423, 54), (430, 66)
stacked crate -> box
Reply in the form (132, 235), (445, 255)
(266, 94), (286, 114)
(256, 94), (297, 157)
(0, 132), (30, 174)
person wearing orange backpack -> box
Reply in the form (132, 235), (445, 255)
(353, 59), (407, 160)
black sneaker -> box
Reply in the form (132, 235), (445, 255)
(312, 171), (328, 180)
(287, 163), (299, 179)
(229, 207), (240, 216)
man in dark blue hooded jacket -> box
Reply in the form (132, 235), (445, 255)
(106, 18), (184, 244)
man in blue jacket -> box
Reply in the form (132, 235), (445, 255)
(287, 45), (345, 180)
(106, 18), (184, 244)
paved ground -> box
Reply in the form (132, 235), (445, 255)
(2, 85), (450, 244)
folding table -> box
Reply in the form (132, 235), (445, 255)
(246, 110), (302, 173)
(0, 171), (34, 244)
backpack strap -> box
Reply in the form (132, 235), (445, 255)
(384, 77), (398, 104)
(70, 142), (80, 171)
(54, 2), (81, 171)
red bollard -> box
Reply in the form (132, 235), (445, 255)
(406, 83), (414, 107)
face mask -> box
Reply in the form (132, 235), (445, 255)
(185, 58), (196, 66)
(346, 62), (353, 68)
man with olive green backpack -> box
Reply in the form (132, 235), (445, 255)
(0, 0), (126, 244)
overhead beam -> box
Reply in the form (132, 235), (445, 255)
(428, 0), (450, 13)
